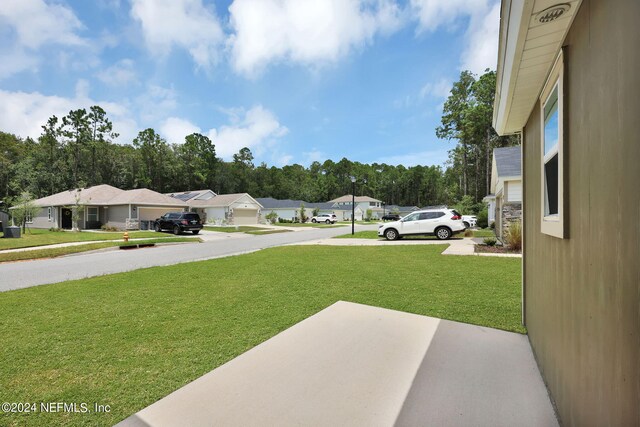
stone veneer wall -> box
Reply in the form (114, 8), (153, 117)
(499, 202), (522, 242)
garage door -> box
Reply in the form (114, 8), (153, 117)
(233, 209), (258, 225)
(139, 207), (181, 221)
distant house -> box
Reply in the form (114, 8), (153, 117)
(168, 190), (263, 225)
(24, 184), (186, 230)
(256, 198), (342, 222)
(383, 205), (420, 217)
(488, 146), (522, 241)
(328, 195), (383, 220)
(493, 0), (638, 425)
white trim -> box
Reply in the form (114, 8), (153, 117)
(539, 51), (565, 239)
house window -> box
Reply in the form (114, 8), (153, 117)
(540, 50), (565, 238)
(47, 207), (52, 221)
(87, 207), (98, 222)
(26, 211), (33, 223)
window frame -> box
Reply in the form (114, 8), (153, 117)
(47, 207), (52, 222)
(539, 50), (566, 239)
(87, 207), (99, 223)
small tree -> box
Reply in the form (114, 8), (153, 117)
(299, 203), (308, 223)
(64, 189), (87, 232)
(312, 207), (320, 217)
(365, 209), (373, 221)
(391, 207), (400, 215)
(266, 211), (278, 224)
(12, 192), (39, 233)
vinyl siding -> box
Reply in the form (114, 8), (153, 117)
(522, 1), (640, 425)
(506, 180), (522, 202)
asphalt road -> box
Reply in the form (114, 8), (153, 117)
(0, 225), (379, 292)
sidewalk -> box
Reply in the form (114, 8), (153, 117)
(117, 302), (556, 427)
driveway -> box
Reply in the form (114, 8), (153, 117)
(0, 224), (379, 292)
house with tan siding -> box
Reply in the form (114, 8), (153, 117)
(488, 146), (522, 241)
(493, 0), (638, 424)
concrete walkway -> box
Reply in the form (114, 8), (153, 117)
(290, 236), (522, 258)
(117, 302), (557, 427)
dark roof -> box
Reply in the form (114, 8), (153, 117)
(256, 198), (347, 211)
(494, 146), (521, 177)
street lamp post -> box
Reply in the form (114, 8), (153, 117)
(350, 176), (356, 235)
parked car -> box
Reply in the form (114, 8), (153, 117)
(462, 215), (477, 228)
(378, 208), (465, 240)
(310, 213), (337, 224)
(154, 212), (203, 235)
(381, 214), (401, 221)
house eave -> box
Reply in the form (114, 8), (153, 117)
(493, 0), (582, 136)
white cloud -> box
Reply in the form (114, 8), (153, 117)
(155, 106), (288, 160)
(303, 149), (325, 165)
(0, 83), (138, 145)
(227, 0), (404, 77)
(130, 0), (224, 70)
(0, 0), (86, 49)
(410, 0), (499, 74)
(97, 59), (138, 86)
(460, 2), (500, 74)
(211, 106), (289, 158)
(0, 0), (87, 78)
(160, 117), (200, 144)
(419, 78), (451, 99)
(376, 148), (449, 167)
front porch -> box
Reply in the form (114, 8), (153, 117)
(118, 301), (557, 426)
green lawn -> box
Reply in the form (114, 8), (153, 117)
(471, 229), (496, 238)
(334, 230), (466, 240)
(0, 229), (169, 251)
(0, 245), (522, 426)
(245, 229), (292, 235)
(0, 238), (200, 263)
(203, 225), (264, 233)
(273, 223), (345, 228)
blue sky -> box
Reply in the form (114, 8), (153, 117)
(0, 0), (500, 167)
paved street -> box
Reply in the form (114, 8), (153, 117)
(0, 225), (378, 292)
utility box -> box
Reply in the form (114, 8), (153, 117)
(3, 226), (21, 238)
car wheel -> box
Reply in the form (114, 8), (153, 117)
(154, 223), (161, 232)
(173, 226), (181, 235)
(192, 230), (200, 235)
(312, 219), (317, 223)
(435, 227), (451, 240)
(384, 228), (399, 241)
(463, 221), (470, 228)
(325, 219), (331, 224)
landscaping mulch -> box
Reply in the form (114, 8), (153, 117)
(475, 244), (521, 254)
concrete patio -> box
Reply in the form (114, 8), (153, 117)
(117, 301), (557, 427)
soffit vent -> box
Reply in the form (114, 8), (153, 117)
(536, 4), (570, 23)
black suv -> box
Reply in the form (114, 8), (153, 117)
(154, 212), (203, 235)
(382, 214), (401, 221)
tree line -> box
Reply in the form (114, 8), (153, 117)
(0, 70), (516, 214)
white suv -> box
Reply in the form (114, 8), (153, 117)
(378, 208), (465, 240)
(462, 215), (477, 228)
(311, 213), (337, 224)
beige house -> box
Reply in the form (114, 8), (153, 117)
(25, 184), (186, 230)
(169, 190), (263, 225)
(488, 146), (522, 241)
(493, 0), (639, 424)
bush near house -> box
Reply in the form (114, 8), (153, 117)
(504, 220), (522, 251)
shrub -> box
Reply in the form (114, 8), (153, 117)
(505, 220), (522, 251)
(489, 221), (495, 230)
(464, 229), (473, 237)
(48, 227), (64, 232)
(101, 225), (119, 232)
(365, 209), (373, 221)
(278, 218), (293, 224)
(265, 211), (278, 224)
(483, 237), (497, 246)
(477, 208), (489, 229)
